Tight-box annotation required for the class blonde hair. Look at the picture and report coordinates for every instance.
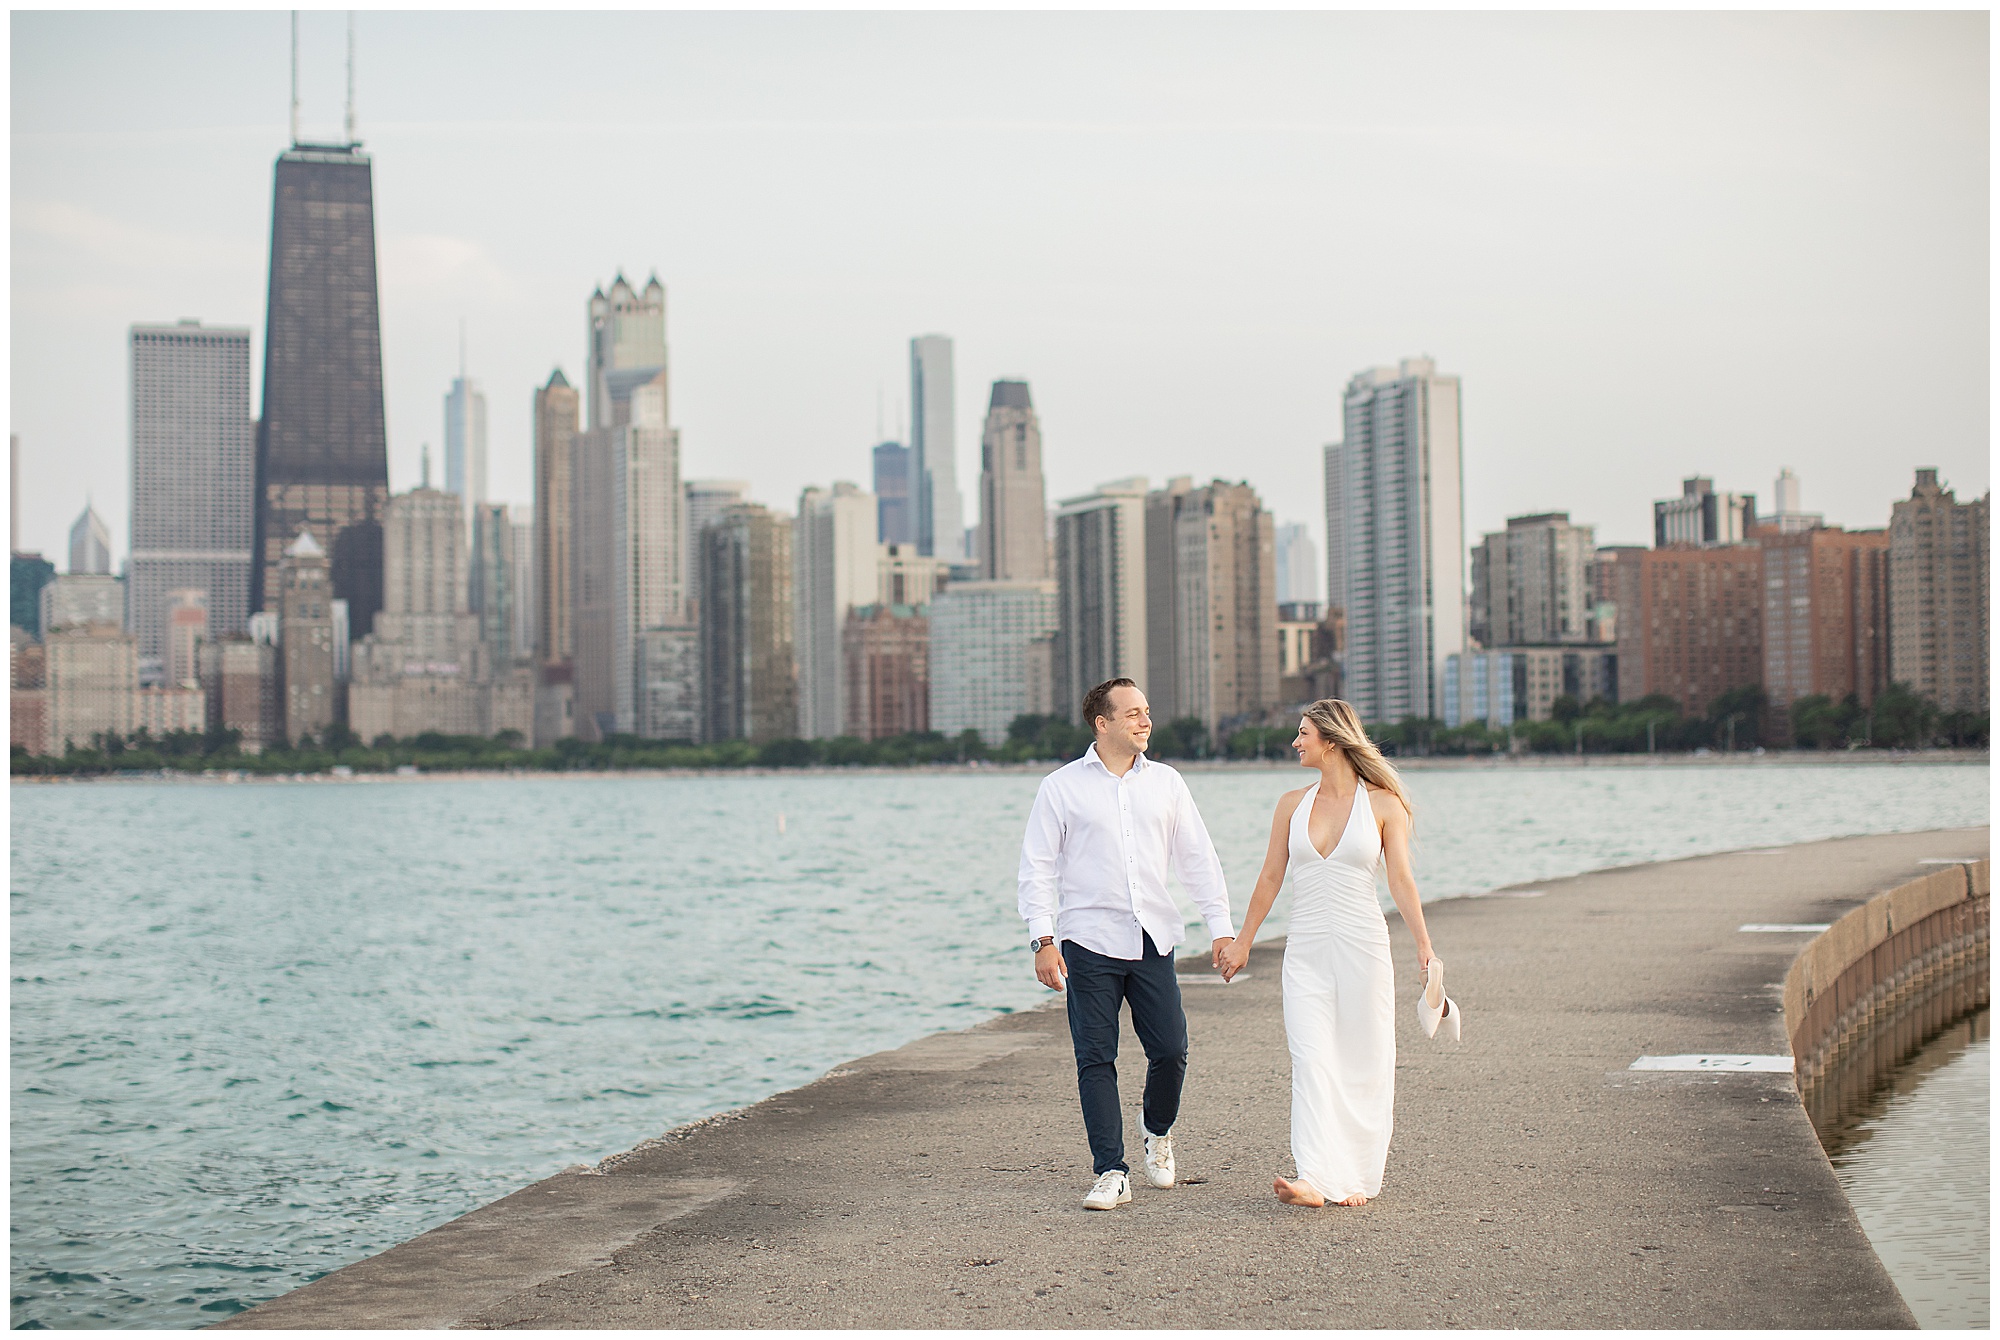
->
[1301,699,1413,818]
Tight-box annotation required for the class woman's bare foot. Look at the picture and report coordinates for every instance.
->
[1337,1192,1369,1207]
[1273,1177,1325,1207]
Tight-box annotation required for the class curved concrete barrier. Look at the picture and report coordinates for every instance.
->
[1786,859,1990,1135]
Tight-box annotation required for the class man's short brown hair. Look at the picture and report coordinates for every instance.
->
[1082,678,1139,734]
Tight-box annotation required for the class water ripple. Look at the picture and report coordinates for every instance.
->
[11,761,1987,1328]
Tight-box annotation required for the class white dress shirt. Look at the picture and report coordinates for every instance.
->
[1017,744,1237,960]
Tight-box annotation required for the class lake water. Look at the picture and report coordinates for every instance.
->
[1828,1010,1989,1329]
[10,759,1988,1328]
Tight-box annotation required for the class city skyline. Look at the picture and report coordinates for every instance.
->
[11,11,1987,572]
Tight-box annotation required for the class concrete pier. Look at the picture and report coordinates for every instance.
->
[220,827,1988,1330]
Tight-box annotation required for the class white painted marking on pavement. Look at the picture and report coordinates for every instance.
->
[1739,923,1832,933]
[1630,1054,1794,1073]
[1918,858,1975,865]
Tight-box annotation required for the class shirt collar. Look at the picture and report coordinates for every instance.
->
[1085,742,1149,776]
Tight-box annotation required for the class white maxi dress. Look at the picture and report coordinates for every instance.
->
[1282,779,1395,1201]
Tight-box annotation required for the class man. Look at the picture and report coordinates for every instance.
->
[1017,677,1237,1210]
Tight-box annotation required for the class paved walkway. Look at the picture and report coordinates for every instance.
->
[222,827,1988,1330]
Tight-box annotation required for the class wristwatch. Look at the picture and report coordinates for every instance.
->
[1029,935,1056,952]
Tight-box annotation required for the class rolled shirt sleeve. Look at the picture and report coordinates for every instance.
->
[1017,775,1065,942]
[1170,771,1238,941]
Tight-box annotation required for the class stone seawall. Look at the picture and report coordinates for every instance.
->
[1786,860,1990,1137]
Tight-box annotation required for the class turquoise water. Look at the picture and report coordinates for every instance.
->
[10,760,1988,1328]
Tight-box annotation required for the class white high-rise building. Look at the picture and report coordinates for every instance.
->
[372,487,472,665]
[127,321,254,664]
[793,482,880,738]
[1768,467,1823,534]
[1054,477,1148,721]
[444,373,488,509]
[573,365,684,739]
[1334,357,1466,723]
[508,509,536,662]
[929,579,1058,745]
[910,334,964,560]
[69,504,112,576]
[978,380,1049,581]
[588,273,668,430]
[1274,522,1320,607]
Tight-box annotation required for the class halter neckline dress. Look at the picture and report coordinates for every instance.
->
[1282,777,1396,1201]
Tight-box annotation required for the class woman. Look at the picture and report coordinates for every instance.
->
[1216,698,1446,1208]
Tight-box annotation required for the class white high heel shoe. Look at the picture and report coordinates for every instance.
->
[1417,957,1462,1042]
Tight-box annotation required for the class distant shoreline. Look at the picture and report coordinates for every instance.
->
[11,747,1988,785]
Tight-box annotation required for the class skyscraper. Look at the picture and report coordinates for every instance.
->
[508,509,535,663]
[1757,524,1888,710]
[12,554,56,637]
[469,502,517,663]
[978,380,1049,581]
[793,482,879,739]
[164,589,208,690]
[444,371,488,510]
[873,441,914,546]
[69,504,111,575]
[701,503,796,743]
[1158,480,1277,733]
[1889,469,1990,713]
[587,274,667,430]
[843,604,929,741]
[910,335,962,559]
[685,480,751,618]
[1654,477,1756,547]
[571,277,684,739]
[1053,477,1148,722]
[348,486,533,741]
[1273,522,1320,608]
[1322,442,1346,619]
[1768,467,1822,533]
[1619,544,1763,714]
[276,529,336,743]
[1468,512,1596,648]
[929,580,1059,745]
[1335,357,1466,723]
[254,141,390,640]
[128,321,254,665]
[533,369,578,672]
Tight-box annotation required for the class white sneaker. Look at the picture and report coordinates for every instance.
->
[1083,1169,1131,1210]
[1142,1130,1176,1188]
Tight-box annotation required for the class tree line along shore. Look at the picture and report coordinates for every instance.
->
[11,682,1985,779]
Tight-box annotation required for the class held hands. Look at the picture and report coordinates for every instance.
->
[1215,936,1248,982]
[1034,943,1068,992]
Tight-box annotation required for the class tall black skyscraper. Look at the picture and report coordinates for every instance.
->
[252,142,389,638]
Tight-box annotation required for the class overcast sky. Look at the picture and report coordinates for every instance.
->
[11,10,1989,581]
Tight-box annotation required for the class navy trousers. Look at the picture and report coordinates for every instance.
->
[1063,934,1189,1176]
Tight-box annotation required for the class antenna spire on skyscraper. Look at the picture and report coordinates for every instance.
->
[289,11,300,145]
[344,11,356,145]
